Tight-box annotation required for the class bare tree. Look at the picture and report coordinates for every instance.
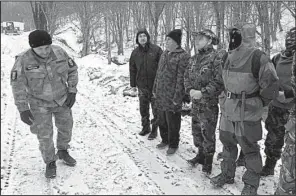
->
[73,2,100,57]
[147,2,166,44]
[30,1,47,31]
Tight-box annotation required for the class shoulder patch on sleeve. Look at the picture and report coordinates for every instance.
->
[68,58,77,68]
[11,71,17,81]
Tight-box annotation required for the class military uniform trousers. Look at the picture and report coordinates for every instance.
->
[275,117,295,195]
[30,104,73,164]
[138,88,158,127]
[264,104,290,160]
[219,115,263,188]
[191,103,219,156]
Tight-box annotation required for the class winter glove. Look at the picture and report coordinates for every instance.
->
[131,87,137,92]
[65,93,76,108]
[182,94,191,104]
[190,89,203,100]
[20,110,34,126]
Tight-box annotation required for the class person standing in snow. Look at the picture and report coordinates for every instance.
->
[153,29,190,155]
[184,29,226,174]
[260,27,296,177]
[10,30,78,179]
[129,28,163,140]
[275,27,296,195]
[210,23,279,195]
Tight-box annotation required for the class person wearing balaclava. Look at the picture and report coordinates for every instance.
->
[275,26,296,195]
[153,29,190,155]
[210,23,279,195]
[10,30,79,179]
[260,27,296,177]
[129,28,163,139]
[217,28,246,167]
[184,29,226,175]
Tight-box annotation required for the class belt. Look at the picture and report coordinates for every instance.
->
[225,90,259,99]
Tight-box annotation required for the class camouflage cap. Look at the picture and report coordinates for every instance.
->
[192,29,219,45]
[285,27,296,52]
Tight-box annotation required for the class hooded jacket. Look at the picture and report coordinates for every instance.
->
[129,29,163,90]
[219,24,279,122]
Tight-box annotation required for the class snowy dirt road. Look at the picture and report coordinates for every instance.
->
[1,32,280,195]
[1,61,279,195]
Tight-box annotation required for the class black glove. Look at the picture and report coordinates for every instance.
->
[182,94,191,104]
[64,93,76,108]
[20,110,34,125]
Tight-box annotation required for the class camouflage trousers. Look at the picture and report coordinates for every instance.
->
[191,103,219,155]
[275,117,295,195]
[219,116,263,188]
[264,104,290,160]
[30,104,73,164]
[138,88,158,127]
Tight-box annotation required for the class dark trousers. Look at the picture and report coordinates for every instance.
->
[138,88,158,127]
[219,117,263,188]
[158,110,181,148]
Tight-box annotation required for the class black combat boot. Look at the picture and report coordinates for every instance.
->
[187,150,205,166]
[148,124,158,140]
[156,142,168,149]
[210,173,235,187]
[260,157,277,176]
[202,154,213,174]
[236,151,245,167]
[45,161,56,178]
[57,150,77,166]
[241,183,258,195]
[139,124,151,136]
[166,147,178,155]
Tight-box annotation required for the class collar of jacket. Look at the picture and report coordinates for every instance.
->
[198,45,214,55]
[138,42,150,52]
[30,47,57,62]
[166,47,184,53]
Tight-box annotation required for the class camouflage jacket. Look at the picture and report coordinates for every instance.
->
[184,45,226,106]
[153,47,190,112]
[10,45,78,112]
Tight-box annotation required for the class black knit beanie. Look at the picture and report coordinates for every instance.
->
[29,30,52,48]
[166,29,182,46]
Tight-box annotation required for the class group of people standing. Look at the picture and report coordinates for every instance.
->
[129,24,295,195]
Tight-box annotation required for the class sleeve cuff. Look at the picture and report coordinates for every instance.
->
[68,87,77,93]
[17,103,30,112]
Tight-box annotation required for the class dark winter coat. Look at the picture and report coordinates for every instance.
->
[129,36,163,91]
[153,47,190,112]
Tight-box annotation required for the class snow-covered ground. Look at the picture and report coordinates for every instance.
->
[0,23,290,194]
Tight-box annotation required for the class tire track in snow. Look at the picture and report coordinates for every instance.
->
[1,108,17,193]
[79,92,232,195]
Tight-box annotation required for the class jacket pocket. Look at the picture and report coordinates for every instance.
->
[56,64,68,84]
[26,72,46,94]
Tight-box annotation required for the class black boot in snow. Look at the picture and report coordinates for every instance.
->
[236,151,245,167]
[210,173,235,187]
[202,154,214,174]
[187,151,205,166]
[57,150,77,166]
[139,124,151,136]
[241,184,258,195]
[148,124,158,140]
[260,157,277,176]
[45,161,56,179]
